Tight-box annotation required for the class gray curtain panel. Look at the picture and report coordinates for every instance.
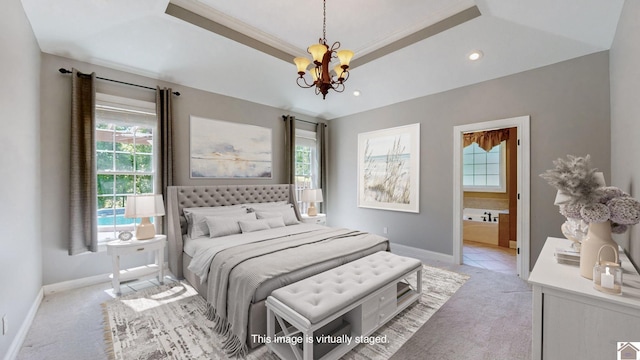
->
[69,68,98,255]
[283,115,296,185]
[157,87,174,233]
[317,122,328,213]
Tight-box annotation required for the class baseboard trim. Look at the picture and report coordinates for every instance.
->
[4,288,43,360]
[43,272,111,296]
[42,262,171,295]
[390,242,454,263]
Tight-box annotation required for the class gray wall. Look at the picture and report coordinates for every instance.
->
[0,0,42,356]
[610,0,640,267]
[39,53,315,285]
[328,51,611,268]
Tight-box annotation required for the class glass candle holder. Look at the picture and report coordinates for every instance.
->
[593,244,622,295]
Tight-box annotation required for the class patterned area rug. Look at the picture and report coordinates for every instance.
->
[102,265,469,360]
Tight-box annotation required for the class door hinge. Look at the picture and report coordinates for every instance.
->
[517,193,520,200]
[518,139,520,145]
[517,248,520,255]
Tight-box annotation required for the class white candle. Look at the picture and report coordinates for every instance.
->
[601,267,615,289]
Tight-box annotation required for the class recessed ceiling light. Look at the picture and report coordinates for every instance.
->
[468,50,483,61]
[353,90,361,97]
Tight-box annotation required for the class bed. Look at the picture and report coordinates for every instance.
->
[166,184,389,357]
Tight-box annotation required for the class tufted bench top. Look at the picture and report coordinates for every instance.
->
[268,251,422,324]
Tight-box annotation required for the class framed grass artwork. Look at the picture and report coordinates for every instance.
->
[357,123,420,212]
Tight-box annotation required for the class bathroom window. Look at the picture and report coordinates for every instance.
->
[463,141,506,192]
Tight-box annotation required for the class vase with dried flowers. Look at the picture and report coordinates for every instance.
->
[540,155,640,279]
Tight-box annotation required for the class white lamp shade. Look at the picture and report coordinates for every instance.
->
[125,194,165,218]
[301,189,323,203]
[553,190,572,205]
[593,172,606,187]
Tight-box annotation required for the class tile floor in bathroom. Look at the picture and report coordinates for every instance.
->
[463,240,517,275]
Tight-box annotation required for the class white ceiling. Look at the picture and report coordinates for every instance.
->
[21,0,624,120]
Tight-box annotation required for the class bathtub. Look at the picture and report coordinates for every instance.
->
[463,208,509,245]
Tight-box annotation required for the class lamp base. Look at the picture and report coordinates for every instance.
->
[135,217,156,240]
[307,203,318,216]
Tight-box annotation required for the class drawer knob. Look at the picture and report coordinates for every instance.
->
[137,248,145,251]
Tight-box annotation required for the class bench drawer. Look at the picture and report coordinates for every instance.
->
[361,285,396,334]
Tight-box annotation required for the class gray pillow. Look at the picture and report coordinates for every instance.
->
[205,212,257,238]
[255,206,299,225]
[184,206,247,238]
[238,219,271,233]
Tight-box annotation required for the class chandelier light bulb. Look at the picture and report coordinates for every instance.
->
[337,49,354,67]
[294,57,311,74]
[308,44,327,63]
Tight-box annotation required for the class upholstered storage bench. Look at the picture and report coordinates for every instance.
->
[265,251,422,360]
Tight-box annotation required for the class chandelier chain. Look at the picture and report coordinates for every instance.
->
[322,0,327,43]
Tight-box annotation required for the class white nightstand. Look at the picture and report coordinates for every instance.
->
[106,234,166,295]
[300,213,327,225]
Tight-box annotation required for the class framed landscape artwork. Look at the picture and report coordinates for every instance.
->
[357,123,420,213]
[190,116,272,178]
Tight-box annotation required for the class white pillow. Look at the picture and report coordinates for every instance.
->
[242,201,289,210]
[184,206,247,238]
[183,205,246,221]
[255,206,299,225]
[206,212,257,238]
[238,219,271,233]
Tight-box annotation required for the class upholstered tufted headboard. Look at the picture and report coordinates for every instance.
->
[166,184,299,278]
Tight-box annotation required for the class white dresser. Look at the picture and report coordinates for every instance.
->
[528,237,640,360]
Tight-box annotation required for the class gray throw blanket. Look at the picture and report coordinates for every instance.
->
[204,227,389,357]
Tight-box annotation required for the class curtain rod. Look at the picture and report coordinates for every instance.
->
[281,115,327,127]
[58,68,180,96]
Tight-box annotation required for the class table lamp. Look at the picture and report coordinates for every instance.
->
[302,189,323,216]
[125,194,165,240]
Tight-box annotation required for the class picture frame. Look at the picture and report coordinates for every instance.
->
[357,123,420,213]
[190,116,272,178]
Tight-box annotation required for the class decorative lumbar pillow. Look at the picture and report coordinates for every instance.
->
[206,212,257,238]
[238,219,271,233]
[184,206,247,238]
[264,215,286,229]
[255,205,299,226]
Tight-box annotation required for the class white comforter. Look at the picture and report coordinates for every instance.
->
[186,223,325,284]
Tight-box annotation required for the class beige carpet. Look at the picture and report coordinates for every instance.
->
[102,265,469,360]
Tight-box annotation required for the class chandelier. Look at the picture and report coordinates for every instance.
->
[293,0,354,99]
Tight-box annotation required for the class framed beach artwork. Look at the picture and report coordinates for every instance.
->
[357,123,420,213]
[190,116,272,178]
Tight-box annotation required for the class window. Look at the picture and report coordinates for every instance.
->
[463,141,506,192]
[295,129,319,212]
[95,94,158,244]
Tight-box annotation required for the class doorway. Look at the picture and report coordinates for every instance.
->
[453,116,530,278]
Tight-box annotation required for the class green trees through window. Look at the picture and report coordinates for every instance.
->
[95,96,157,242]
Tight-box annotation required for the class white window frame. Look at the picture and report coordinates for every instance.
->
[295,129,319,212]
[462,140,507,193]
[95,93,158,245]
